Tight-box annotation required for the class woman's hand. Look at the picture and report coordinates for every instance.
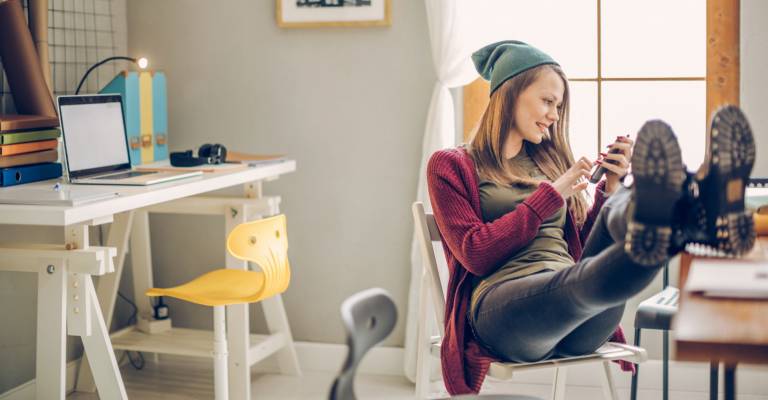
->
[552,157,593,199]
[600,136,633,194]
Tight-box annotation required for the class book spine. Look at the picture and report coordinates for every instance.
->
[0,162,62,187]
[0,115,60,132]
[0,139,58,155]
[0,128,60,144]
[0,149,58,168]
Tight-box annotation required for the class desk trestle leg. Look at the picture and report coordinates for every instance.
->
[78,277,128,399]
[68,223,128,399]
[76,211,134,393]
[36,259,67,400]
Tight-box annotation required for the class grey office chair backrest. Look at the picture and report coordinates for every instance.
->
[329,288,398,400]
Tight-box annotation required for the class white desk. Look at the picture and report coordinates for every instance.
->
[0,160,299,399]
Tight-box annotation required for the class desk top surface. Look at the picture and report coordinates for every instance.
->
[674,236,768,364]
[0,160,296,226]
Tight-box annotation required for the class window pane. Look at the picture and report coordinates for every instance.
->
[567,82,598,160]
[601,81,706,169]
[601,0,705,77]
[463,0,597,79]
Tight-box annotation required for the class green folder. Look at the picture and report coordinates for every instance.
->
[0,128,60,144]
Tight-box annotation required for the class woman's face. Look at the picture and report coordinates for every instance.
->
[510,67,564,145]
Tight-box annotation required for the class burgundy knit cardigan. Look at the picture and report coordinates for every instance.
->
[426,147,635,395]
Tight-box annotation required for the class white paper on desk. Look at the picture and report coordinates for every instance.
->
[0,185,117,206]
[686,259,768,299]
[746,186,768,210]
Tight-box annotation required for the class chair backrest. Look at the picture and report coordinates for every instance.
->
[329,288,398,400]
[226,214,291,302]
[412,201,446,336]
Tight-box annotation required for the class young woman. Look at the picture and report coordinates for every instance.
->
[426,40,756,395]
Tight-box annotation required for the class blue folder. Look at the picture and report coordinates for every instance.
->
[0,163,62,187]
[152,72,168,161]
[101,72,141,165]
[101,71,169,165]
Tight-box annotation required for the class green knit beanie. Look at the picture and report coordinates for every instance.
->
[472,40,559,95]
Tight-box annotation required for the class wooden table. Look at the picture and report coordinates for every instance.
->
[674,236,768,400]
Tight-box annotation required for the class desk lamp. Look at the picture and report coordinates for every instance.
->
[75,56,148,95]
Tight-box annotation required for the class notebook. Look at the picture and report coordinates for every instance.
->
[686,259,768,299]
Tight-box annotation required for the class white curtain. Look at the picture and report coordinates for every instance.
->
[403,0,480,382]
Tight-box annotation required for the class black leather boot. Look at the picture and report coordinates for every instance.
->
[625,120,685,266]
[669,170,705,254]
[685,105,756,255]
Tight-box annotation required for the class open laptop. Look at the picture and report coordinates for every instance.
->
[58,94,201,185]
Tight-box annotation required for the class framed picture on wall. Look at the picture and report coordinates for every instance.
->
[276,0,391,28]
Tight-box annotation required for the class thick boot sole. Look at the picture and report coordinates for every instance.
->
[698,105,756,255]
[626,120,684,266]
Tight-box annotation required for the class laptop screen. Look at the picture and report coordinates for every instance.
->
[58,94,132,179]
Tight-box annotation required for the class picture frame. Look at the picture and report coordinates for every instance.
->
[276,0,391,28]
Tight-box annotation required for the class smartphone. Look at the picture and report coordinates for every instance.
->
[589,135,629,184]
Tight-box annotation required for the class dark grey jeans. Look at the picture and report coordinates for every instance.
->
[469,187,663,362]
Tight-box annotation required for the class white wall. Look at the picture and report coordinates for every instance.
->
[124,0,434,346]
[742,0,768,178]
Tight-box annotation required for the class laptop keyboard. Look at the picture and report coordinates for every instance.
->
[93,171,156,180]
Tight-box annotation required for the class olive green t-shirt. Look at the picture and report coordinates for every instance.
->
[470,147,574,313]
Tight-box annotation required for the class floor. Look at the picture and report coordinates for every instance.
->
[67,357,768,400]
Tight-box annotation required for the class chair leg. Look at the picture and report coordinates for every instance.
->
[710,361,719,400]
[213,306,229,400]
[414,269,433,400]
[551,367,567,400]
[262,294,302,375]
[600,361,620,400]
[630,328,641,400]
[414,339,431,400]
[663,330,669,400]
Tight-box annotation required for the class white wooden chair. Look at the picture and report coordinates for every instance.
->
[412,202,648,400]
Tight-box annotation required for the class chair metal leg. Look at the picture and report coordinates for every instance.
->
[551,367,567,400]
[724,363,736,400]
[213,306,229,400]
[710,361,719,400]
[600,361,620,400]
[630,328,641,400]
[663,330,669,400]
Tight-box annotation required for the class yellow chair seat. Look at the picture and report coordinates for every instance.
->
[146,269,266,307]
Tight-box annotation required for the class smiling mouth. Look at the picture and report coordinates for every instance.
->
[536,123,549,134]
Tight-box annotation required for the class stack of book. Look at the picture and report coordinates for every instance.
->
[0,114,63,187]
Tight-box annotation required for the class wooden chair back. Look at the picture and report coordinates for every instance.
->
[412,201,446,336]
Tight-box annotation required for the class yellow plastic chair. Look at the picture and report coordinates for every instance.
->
[146,214,292,400]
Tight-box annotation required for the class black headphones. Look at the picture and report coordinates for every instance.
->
[170,143,228,167]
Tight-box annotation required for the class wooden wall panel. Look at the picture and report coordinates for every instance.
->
[462,78,489,142]
[707,0,740,118]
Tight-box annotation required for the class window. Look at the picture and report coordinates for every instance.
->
[464,0,706,168]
